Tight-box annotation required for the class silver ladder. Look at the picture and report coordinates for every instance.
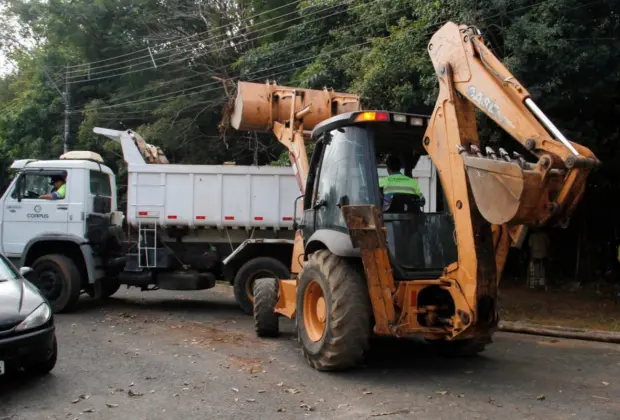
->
[138,220,158,268]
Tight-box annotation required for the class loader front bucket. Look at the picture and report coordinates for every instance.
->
[461,155,542,226]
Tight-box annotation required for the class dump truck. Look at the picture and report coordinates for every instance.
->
[228,21,599,371]
[0,127,302,313]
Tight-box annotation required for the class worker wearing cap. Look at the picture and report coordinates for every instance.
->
[40,175,66,200]
[379,155,424,212]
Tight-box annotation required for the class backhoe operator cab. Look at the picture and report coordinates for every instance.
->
[302,111,456,279]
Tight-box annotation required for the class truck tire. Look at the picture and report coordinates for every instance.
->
[32,254,82,313]
[426,338,487,357]
[234,257,290,315]
[296,250,371,371]
[253,277,280,337]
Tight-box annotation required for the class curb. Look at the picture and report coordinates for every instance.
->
[499,321,620,344]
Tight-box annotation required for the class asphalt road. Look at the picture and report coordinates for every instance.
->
[1,285,619,420]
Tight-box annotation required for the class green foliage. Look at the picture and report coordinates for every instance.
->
[1,0,619,181]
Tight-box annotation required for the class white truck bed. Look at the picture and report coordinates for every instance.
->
[128,164,301,230]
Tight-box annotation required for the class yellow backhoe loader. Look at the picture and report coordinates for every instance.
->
[227,21,599,371]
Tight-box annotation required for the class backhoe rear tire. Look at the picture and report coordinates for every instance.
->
[296,250,371,371]
[253,278,280,337]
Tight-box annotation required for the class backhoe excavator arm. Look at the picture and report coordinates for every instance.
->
[423,22,598,329]
[426,22,598,228]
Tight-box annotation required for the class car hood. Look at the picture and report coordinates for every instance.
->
[0,278,45,331]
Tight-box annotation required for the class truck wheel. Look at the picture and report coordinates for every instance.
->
[32,254,81,313]
[234,257,289,315]
[253,277,280,337]
[426,338,487,357]
[296,250,371,371]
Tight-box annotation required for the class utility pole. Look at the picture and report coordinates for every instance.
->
[63,65,70,154]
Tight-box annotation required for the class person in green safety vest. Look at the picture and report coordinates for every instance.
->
[40,175,66,200]
[379,155,424,212]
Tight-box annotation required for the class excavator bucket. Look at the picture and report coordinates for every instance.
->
[461,154,541,226]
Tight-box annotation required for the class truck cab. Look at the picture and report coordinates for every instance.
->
[0,152,119,312]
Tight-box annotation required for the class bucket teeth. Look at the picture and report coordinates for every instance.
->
[499,148,511,162]
[457,144,468,155]
[512,151,527,168]
[470,144,483,157]
[485,147,498,159]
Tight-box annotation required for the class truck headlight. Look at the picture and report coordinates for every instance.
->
[15,303,52,332]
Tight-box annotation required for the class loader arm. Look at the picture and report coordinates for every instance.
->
[423,22,598,325]
[230,81,361,196]
[230,81,360,275]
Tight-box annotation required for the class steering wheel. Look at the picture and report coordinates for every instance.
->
[25,190,39,199]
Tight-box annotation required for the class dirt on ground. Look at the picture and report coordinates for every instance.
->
[500,282,620,332]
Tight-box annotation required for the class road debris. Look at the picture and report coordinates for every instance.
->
[536,394,546,401]
[82,408,94,413]
[436,391,448,396]
[231,388,239,393]
[285,388,300,394]
[370,409,410,417]
[128,390,144,397]
[602,381,610,386]
[300,404,315,411]
[363,391,373,395]
[71,394,90,404]
[106,403,119,408]
[246,399,256,403]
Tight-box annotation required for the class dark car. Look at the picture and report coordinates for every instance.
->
[0,254,57,376]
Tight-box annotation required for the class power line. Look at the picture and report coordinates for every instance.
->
[65,0,360,83]
[65,0,306,71]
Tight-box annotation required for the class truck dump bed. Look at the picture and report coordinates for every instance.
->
[127,164,300,230]
[94,127,301,230]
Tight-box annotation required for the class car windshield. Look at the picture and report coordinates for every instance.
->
[0,257,19,282]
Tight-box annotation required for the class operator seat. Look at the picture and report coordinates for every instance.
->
[382,193,457,281]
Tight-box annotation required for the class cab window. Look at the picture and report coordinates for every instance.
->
[11,173,56,200]
[89,171,112,196]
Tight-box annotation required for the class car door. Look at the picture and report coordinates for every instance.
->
[2,170,70,257]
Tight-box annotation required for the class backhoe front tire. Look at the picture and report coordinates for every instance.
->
[234,257,289,315]
[253,278,280,337]
[296,250,371,371]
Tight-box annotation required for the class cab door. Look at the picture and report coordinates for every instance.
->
[1,170,70,257]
